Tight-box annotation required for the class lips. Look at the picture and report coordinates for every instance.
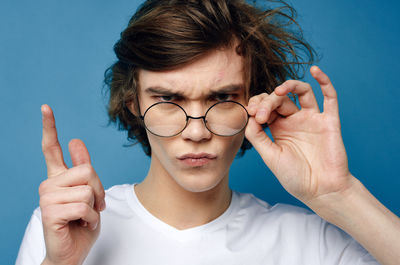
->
[177,153,217,160]
[177,153,217,167]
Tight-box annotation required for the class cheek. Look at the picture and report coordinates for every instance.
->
[147,133,171,157]
[219,133,245,161]
[147,133,181,170]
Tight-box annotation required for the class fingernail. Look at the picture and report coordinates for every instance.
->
[41,104,48,112]
[91,221,98,231]
[100,200,106,211]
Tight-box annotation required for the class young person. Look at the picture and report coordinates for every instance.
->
[17,1,400,264]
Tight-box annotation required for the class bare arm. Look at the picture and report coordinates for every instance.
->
[245,65,400,265]
[309,176,400,265]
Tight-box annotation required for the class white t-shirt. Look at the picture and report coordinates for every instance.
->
[16,184,379,265]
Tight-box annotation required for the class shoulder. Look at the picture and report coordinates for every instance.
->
[101,183,136,217]
[105,183,134,199]
[226,191,325,260]
[234,191,319,220]
[232,191,323,234]
[231,192,377,263]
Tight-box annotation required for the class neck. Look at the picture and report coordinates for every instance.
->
[134,158,232,230]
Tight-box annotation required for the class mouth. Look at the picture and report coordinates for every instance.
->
[177,153,217,167]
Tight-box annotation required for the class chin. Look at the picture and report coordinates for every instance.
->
[173,172,226,193]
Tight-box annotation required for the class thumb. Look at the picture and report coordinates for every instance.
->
[68,139,91,167]
[245,118,277,166]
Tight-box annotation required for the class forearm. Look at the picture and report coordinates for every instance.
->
[308,176,400,265]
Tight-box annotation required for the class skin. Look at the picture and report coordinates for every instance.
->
[131,47,246,229]
[39,46,400,265]
[40,109,105,265]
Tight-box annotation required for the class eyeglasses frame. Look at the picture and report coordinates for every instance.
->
[139,100,250,137]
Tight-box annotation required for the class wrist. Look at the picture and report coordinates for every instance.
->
[306,175,400,265]
[41,258,55,265]
[42,257,80,265]
[305,174,361,225]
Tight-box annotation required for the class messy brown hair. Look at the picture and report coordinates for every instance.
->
[104,0,316,157]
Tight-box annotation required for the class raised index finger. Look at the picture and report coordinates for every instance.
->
[41,104,67,177]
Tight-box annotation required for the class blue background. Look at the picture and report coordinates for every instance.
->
[1,0,399,263]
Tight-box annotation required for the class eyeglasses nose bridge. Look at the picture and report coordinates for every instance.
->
[186,115,207,124]
[183,115,210,136]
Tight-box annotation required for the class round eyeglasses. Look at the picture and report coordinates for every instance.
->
[139,100,249,137]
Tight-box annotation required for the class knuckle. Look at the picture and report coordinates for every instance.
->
[40,205,56,224]
[81,184,94,194]
[248,99,257,107]
[326,76,332,83]
[80,185,94,202]
[38,180,50,195]
[261,96,270,103]
[281,80,292,87]
[286,80,296,86]
[42,143,59,154]
[304,82,312,90]
[82,164,95,176]
[76,203,91,216]
[248,97,256,105]
[77,164,94,181]
[262,107,272,115]
[259,100,272,110]
[41,140,51,150]
[251,93,266,102]
[39,193,52,207]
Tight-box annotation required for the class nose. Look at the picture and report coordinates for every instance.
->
[181,115,212,141]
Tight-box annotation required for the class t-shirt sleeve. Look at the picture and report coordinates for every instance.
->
[318,219,380,265]
[16,207,46,265]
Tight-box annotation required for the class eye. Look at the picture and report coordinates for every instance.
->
[159,95,174,101]
[154,95,178,102]
[213,93,235,101]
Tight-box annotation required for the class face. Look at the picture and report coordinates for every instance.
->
[133,46,247,193]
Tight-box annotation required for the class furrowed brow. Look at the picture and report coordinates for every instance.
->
[144,84,244,98]
[144,86,184,97]
[210,84,244,94]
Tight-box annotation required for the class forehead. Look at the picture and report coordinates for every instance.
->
[137,46,245,98]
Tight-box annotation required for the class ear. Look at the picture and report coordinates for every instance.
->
[127,101,139,116]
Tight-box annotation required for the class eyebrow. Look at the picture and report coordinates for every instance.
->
[144,84,244,97]
[144,86,183,96]
[210,84,244,94]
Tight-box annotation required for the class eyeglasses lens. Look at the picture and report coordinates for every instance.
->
[205,101,248,136]
[143,102,187,137]
[143,101,248,137]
